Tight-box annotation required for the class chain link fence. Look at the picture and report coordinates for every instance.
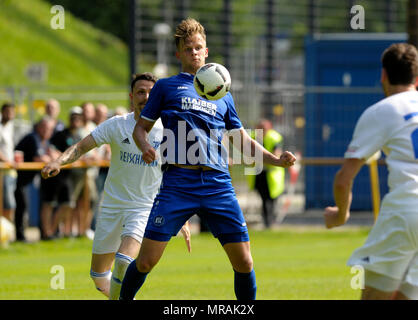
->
[1,0,411,224]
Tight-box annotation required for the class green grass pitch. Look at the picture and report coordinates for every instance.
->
[0,226,370,300]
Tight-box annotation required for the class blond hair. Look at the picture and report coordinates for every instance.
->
[174,18,206,49]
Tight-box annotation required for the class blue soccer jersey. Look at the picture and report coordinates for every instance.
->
[140,72,242,173]
[140,72,249,243]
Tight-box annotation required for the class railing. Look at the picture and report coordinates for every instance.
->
[299,157,383,222]
[0,158,384,241]
[0,160,110,172]
[0,160,110,242]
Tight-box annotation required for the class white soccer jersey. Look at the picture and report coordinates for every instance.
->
[344,90,418,213]
[91,112,163,211]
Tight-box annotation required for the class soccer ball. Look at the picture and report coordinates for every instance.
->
[193,63,231,100]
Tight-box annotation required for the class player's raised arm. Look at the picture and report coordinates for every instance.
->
[41,134,97,179]
[132,117,157,164]
[233,127,296,168]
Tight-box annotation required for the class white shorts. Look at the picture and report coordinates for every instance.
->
[347,211,418,291]
[92,208,151,254]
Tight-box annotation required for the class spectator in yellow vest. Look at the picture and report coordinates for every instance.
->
[248,119,285,228]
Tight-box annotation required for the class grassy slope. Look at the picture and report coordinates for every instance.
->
[0,227,370,300]
[0,0,129,87]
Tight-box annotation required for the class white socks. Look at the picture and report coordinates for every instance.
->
[109,252,134,300]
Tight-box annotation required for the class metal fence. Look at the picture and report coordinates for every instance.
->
[1,85,131,142]
[1,0,411,223]
[126,0,409,154]
[229,85,388,213]
[0,84,390,226]
[3,0,409,146]
[130,0,408,119]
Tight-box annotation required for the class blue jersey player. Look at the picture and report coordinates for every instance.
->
[120,18,296,300]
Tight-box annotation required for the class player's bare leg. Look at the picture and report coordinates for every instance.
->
[119,238,169,300]
[118,236,141,260]
[90,237,142,299]
[223,241,256,300]
[136,238,168,272]
[90,253,114,297]
[223,241,253,273]
[391,281,417,300]
[361,286,395,300]
[109,236,141,300]
[361,271,414,300]
[392,290,410,300]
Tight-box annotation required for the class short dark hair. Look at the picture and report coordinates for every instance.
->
[382,43,418,85]
[130,72,157,92]
[1,102,15,112]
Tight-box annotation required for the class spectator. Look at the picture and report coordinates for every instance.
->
[80,102,97,135]
[247,119,285,228]
[75,102,98,238]
[0,102,17,223]
[14,116,58,242]
[40,107,85,239]
[94,103,109,125]
[45,99,65,134]
[114,106,128,116]
[92,103,111,231]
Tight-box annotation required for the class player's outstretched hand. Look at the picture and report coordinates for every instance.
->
[180,221,192,253]
[41,161,60,179]
[278,151,297,168]
[324,206,349,229]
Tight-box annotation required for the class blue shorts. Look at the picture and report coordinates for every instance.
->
[144,166,249,245]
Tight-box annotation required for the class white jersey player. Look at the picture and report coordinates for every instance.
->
[324,43,418,300]
[41,73,191,300]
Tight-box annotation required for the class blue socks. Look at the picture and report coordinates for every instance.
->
[119,260,148,300]
[234,269,257,300]
[119,261,256,300]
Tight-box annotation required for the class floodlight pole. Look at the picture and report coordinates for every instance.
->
[408,0,418,47]
[177,0,189,23]
[308,0,318,34]
[347,0,355,31]
[265,0,274,118]
[176,0,189,72]
[129,0,141,79]
[223,0,232,70]
[385,0,395,32]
